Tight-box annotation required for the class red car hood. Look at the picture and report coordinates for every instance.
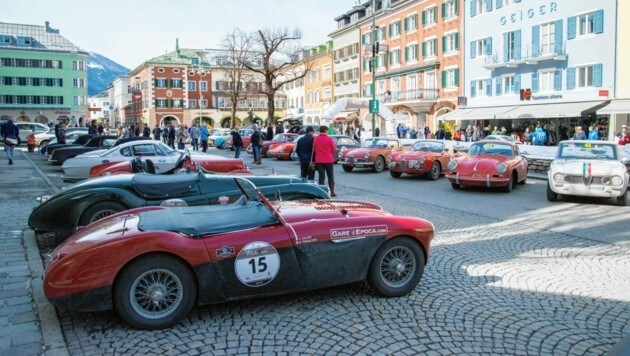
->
[457,154,508,172]
[275,200,388,223]
[343,148,378,157]
[390,151,435,161]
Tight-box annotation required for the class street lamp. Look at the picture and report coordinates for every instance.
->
[198,66,206,127]
[369,0,389,137]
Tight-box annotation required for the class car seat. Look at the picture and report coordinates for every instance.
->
[144,159,156,174]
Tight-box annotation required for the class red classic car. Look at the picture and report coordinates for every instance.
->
[339,137,401,173]
[89,152,250,177]
[247,133,298,158]
[227,128,254,150]
[445,141,528,192]
[387,140,458,180]
[43,178,434,329]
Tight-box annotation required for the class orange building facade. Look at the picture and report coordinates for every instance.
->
[304,42,334,127]
[359,0,462,135]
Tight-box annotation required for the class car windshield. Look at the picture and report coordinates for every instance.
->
[361,139,389,148]
[469,143,514,156]
[212,131,227,137]
[557,142,618,160]
[156,142,179,156]
[412,141,444,152]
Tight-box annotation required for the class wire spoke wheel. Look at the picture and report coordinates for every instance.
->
[379,246,416,288]
[91,209,119,223]
[130,268,184,320]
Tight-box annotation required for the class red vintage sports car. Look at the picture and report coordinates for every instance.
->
[445,141,528,192]
[339,137,401,173]
[247,133,298,158]
[89,152,249,177]
[43,178,434,329]
[387,140,458,180]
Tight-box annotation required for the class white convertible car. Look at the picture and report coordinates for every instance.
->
[547,140,628,206]
[62,140,188,180]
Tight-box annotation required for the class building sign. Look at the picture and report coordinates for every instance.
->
[500,1,558,25]
[599,90,609,97]
[532,94,563,101]
[457,96,468,106]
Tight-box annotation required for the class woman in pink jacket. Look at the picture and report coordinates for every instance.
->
[314,125,338,197]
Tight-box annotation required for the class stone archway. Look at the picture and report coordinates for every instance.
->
[160,115,180,128]
[221,117,241,128]
[34,115,48,124]
[193,116,214,127]
[56,116,70,124]
[15,115,29,122]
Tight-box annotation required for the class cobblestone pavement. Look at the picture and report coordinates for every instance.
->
[22,149,630,355]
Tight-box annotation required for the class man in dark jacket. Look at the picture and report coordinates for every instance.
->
[152,124,161,140]
[88,120,98,135]
[250,125,263,164]
[275,122,284,135]
[167,124,176,148]
[295,126,315,181]
[0,119,19,165]
[230,127,244,158]
[266,123,274,142]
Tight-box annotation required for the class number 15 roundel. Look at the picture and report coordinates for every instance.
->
[235,241,280,287]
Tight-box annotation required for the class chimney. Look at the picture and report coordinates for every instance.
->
[45,21,50,32]
[176,38,180,57]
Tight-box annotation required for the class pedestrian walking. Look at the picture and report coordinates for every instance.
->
[251,124,263,164]
[168,124,176,149]
[230,126,243,159]
[200,124,209,152]
[266,123,274,142]
[56,122,67,144]
[588,126,599,140]
[618,125,630,145]
[1,119,19,165]
[314,125,338,197]
[354,124,362,144]
[161,126,169,143]
[190,124,200,151]
[295,126,316,181]
[176,125,189,150]
[374,126,381,137]
[143,124,151,138]
[533,126,547,146]
[152,124,161,140]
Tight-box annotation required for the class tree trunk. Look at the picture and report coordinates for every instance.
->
[231,106,237,129]
[267,93,275,124]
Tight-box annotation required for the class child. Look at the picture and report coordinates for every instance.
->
[27,130,36,152]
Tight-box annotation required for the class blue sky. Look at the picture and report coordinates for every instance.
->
[3,0,356,69]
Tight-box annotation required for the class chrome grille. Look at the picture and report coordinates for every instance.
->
[564,175,606,185]
[314,201,382,211]
[401,160,407,170]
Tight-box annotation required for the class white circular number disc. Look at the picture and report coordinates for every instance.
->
[235,242,280,287]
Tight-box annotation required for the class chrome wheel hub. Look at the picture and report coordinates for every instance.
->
[380,246,416,288]
[130,269,183,319]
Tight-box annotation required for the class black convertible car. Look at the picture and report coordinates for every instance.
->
[50,135,119,164]
[29,172,330,236]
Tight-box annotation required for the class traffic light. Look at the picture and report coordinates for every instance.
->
[520,88,531,101]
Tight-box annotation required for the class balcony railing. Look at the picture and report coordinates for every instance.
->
[484,42,567,69]
[376,89,439,103]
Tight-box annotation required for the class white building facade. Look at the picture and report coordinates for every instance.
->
[108,76,131,128]
[448,0,618,142]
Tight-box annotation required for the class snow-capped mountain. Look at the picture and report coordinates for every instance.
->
[87,52,130,96]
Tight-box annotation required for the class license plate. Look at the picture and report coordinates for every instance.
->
[587,186,605,191]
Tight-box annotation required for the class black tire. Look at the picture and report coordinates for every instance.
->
[616,189,627,206]
[114,254,196,330]
[427,161,441,181]
[39,140,49,148]
[451,183,461,190]
[502,173,515,193]
[546,182,558,202]
[390,170,402,178]
[368,237,425,297]
[518,176,527,185]
[79,201,127,226]
[220,141,228,149]
[373,156,385,173]
[342,165,353,172]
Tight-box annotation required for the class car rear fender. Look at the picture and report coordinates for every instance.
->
[71,188,145,225]
[258,183,330,200]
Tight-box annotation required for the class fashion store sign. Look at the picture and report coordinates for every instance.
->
[500,1,558,26]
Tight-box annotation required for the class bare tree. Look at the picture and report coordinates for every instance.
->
[219,28,253,128]
[241,27,313,123]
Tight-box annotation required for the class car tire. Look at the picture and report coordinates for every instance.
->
[39,140,49,148]
[342,165,353,172]
[373,156,385,173]
[451,183,461,190]
[390,170,402,178]
[502,174,515,193]
[546,182,558,202]
[518,176,527,185]
[616,189,627,206]
[427,161,441,181]
[368,237,425,297]
[220,142,228,149]
[114,254,196,330]
[79,201,127,226]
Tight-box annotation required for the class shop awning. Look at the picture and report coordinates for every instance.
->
[439,106,518,120]
[503,101,607,119]
[596,99,630,115]
[334,111,359,121]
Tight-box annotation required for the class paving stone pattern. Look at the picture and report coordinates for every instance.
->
[43,170,630,355]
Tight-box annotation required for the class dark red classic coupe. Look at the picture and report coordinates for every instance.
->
[43,178,435,329]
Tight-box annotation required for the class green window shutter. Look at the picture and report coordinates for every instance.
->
[154,79,158,87]
[434,8,438,22]
[454,69,460,87]
[405,47,409,61]
[415,44,419,58]
[155,99,158,108]
[414,14,418,29]
[455,0,459,15]
[362,34,366,44]
[59,79,63,86]
[169,79,173,88]
[404,18,409,32]
[442,36,447,53]
[422,10,426,26]
[455,33,460,50]
[441,3,446,19]
[389,23,393,36]
[441,71,447,88]
[170,99,174,108]
[422,42,427,57]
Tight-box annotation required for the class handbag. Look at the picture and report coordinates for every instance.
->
[4,137,17,145]
[309,137,316,170]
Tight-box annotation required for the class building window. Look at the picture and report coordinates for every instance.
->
[424,7,437,26]
[377,53,387,69]
[157,68,165,73]
[406,44,419,62]
[539,70,554,91]
[73,96,79,106]
[17,36,32,45]
[577,13,595,36]
[314,90,319,103]
[79,61,85,71]
[171,79,182,88]
[443,0,458,20]
[72,61,78,70]
[577,66,594,87]
[323,65,331,80]
[443,33,460,54]
[389,21,401,38]
[173,68,180,73]
[188,99,197,108]
[540,22,556,55]
[423,39,437,58]
[172,99,182,108]
[504,30,521,61]
[405,14,418,32]
[475,79,489,97]
[476,0,490,15]
[503,76,515,94]
[200,81,207,91]
[73,78,78,87]
[442,68,459,89]
[323,87,331,102]
[54,96,63,105]
[156,99,168,108]
[390,49,401,67]
[156,78,167,88]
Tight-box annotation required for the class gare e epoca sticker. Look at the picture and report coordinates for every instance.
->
[330,225,388,241]
[234,242,280,287]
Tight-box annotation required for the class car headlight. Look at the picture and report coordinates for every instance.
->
[611,176,623,186]
[386,156,392,163]
[496,163,507,174]
[447,160,457,170]
[602,177,612,185]
[364,153,369,159]
[553,173,565,183]
[36,195,51,204]
[418,157,426,165]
